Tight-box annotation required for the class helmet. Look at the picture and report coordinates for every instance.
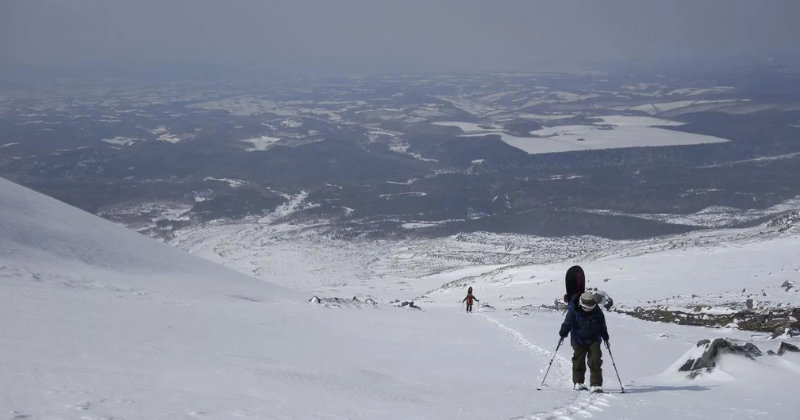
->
[579,292,597,311]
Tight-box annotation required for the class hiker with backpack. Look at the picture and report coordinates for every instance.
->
[560,275,610,393]
[537,266,621,393]
[462,286,479,313]
[558,266,611,393]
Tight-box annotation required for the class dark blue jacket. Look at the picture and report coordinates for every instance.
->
[559,295,610,345]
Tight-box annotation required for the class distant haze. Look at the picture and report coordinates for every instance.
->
[2,0,800,75]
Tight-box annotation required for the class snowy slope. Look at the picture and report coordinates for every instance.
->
[165,205,800,419]
[3,176,800,419]
[0,178,618,419]
[0,177,292,302]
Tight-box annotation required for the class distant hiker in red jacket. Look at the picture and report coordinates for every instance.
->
[463,286,479,313]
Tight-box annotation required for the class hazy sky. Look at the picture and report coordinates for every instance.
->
[2,0,799,75]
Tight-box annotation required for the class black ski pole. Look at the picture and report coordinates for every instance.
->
[537,337,564,391]
[605,341,625,393]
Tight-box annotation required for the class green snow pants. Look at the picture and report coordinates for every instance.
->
[572,340,603,386]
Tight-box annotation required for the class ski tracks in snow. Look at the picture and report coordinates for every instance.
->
[480,314,571,386]
[480,314,617,420]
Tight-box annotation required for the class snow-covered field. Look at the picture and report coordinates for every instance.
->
[2,176,800,419]
[435,116,728,155]
[203,177,249,189]
[101,136,143,147]
[241,135,281,151]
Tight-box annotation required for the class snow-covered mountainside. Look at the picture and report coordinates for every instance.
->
[2,176,800,419]
[0,178,291,302]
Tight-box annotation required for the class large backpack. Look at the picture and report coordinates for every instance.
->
[564,265,586,306]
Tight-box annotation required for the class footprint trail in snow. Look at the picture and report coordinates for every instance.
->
[481,314,617,420]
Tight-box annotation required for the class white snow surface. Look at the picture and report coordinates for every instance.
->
[101,136,142,147]
[241,135,281,151]
[203,177,249,189]
[2,176,800,419]
[435,116,728,155]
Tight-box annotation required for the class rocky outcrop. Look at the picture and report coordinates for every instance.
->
[778,342,800,356]
[309,296,378,308]
[616,306,800,335]
[766,211,799,231]
[396,300,422,310]
[679,338,762,379]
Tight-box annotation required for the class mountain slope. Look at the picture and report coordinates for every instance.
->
[2,176,799,420]
[0,178,591,419]
[0,176,293,302]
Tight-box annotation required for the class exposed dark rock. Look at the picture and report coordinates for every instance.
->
[768,350,777,356]
[778,342,800,356]
[740,343,763,358]
[309,295,376,308]
[767,211,800,228]
[771,324,800,339]
[398,300,422,310]
[618,306,800,333]
[680,338,762,379]
[746,299,754,309]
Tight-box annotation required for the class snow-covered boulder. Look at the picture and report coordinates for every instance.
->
[778,342,800,356]
[678,338,762,379]
[396,300,422,310]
